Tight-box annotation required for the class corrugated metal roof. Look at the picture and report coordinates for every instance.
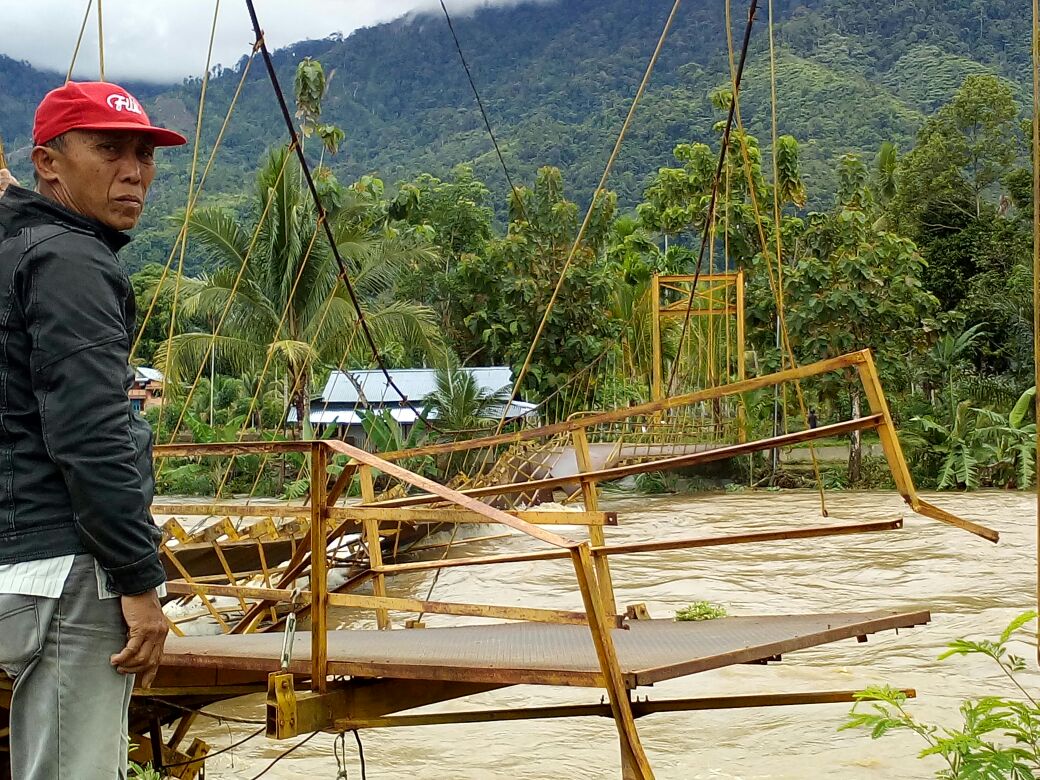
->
[135,367,164,383]
[289,400,538,426]
[320,367,516,405]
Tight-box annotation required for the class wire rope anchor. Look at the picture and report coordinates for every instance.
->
[268,587,303,739]
[279,587,303,671]
[334,731,350,779]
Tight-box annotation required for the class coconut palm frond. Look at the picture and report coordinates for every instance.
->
[187,208,251,270]
[155,332,265,389]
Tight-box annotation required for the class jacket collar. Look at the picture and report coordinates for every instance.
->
[0,185,132,252]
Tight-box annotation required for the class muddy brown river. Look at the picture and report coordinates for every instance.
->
[188,490,1037,779]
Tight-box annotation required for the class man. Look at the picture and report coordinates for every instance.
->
[0,81,186,779]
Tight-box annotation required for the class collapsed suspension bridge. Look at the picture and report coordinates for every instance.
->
[0,0,1016,778]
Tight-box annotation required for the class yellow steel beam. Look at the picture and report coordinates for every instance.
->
[335,688,918,729]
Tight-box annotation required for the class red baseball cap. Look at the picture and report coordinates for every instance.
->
[33,81,187,147]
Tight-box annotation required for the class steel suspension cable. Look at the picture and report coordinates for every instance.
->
[156,146,297,453]
[131,48,258,361]
[96,0,105,81]
[438,0,530,225]
[495,0,684,433]
[155,0,223,439]
[210,221,325,498]
[66,0,94,83]
[723,1,828,513]
[244,0,441,433]
[666,0,758,393]
[1031,0,1039,663]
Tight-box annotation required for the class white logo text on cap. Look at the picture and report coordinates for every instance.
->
[106,93,142,115]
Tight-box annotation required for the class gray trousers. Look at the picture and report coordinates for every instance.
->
[0,555,132,780]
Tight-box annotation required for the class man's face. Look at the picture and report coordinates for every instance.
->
[33,130,156,231]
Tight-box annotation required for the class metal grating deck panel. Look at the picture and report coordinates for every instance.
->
[161,609,929,688]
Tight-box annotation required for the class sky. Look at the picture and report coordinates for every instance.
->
[0,0,541,82]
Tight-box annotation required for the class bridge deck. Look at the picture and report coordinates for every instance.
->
[160,609,929,689]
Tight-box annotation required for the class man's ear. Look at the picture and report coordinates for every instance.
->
[30,145,61,185]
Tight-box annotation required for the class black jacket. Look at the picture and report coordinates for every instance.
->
[0,186,164,595]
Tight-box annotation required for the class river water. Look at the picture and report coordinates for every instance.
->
[190,490,1037,779]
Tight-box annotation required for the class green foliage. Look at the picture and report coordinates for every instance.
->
[130,264,185,368]
[129,760,164,780]
[155,145,445,440]
[894,74,1021,240]
[843,611,1040,779]
[785,160,939,377]
[902,384,1037,490]
[359,408,435,479]
[422,363,509,432]
[634,471,678,494]
[3,0,1038,278]
[455,167,622,404]
[675,601,728,621]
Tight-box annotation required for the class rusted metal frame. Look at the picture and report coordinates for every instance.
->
[334,688,918,729]
[855,352,1000,543]
[659,306,738,316]
[322,439,578,549]
[154,503,310,519]
[651,274,662,403]
[359,465,391,630]
[254,540,280,626]
[165,582,309,603]
[167,712,198,752]
[155,441,311,457]
[571,544,655,779]
[326,461,359,507]
[310,443,330,692]
[163,547,231,633]
[735,269,747,440]
[658,272,740,283]
[163,581,589,625]
[171,569,269,584]
[133,684,270,698]
[198,517,240,543]
[375,548,569,573]
[326,506,618,527]
[375,351,872,462]
[228,501,365,634]
[572,428,616,618]
[327,592,591,625]
[279,679,506,736]
[162,518,190,542]
[377,415,885,508]
[168,604,242,626]
[370,519,904,576]
[399,531,516,555]
[258,569,376,634]
[236,518,280,541]
[210,543,249,613]
[633,610,932,686]
[594,519,903,556]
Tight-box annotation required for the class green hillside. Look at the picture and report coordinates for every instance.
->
[0,0,1032,272]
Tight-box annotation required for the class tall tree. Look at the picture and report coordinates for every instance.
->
[155,147,445,438]
[786,154,939,480]
[894,74,1020,235]
[454,166,621,406]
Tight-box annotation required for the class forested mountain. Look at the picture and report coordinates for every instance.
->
[0,0,1033,272]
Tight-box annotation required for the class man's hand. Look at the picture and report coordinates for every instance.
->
[112,590,169,688]
[0,169,18,197]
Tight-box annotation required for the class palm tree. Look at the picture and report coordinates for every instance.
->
[423,364,511,433]
[155,147,446,439]
[929,323,987,419]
